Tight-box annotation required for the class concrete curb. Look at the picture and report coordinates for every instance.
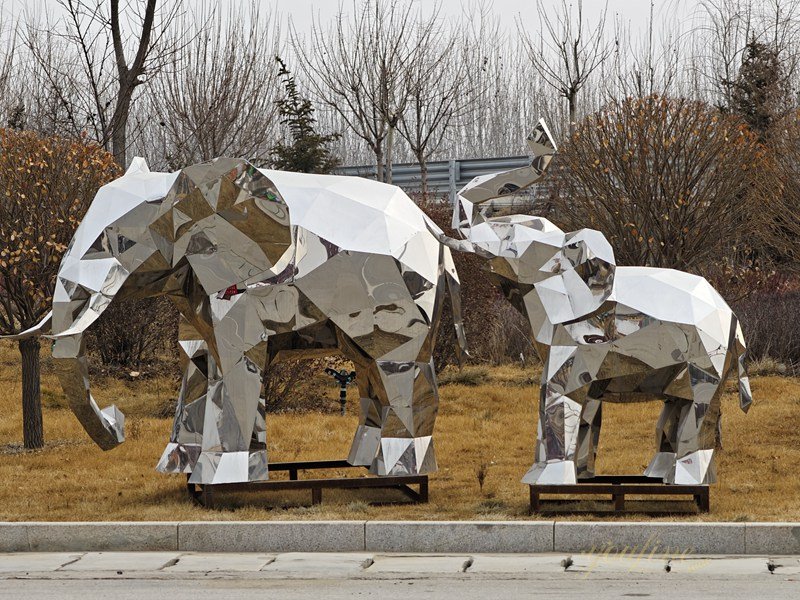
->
[2,521,799,554]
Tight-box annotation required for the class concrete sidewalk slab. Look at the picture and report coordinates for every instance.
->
[178,521,365,553]
[262,552,373,574]
[745,523,800,554]
[367,555,471,573]
[165,553,275,572]
[667,557,772,575]
[555,522,746,555]
[60,551,180,571]
[0,552,83,572]
[366,521,553,553]
[467,554,563,573]
[568,554,669,574]
[770,557,800,575]
[26,522,178,552]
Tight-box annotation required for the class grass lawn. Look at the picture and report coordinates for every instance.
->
[1,340,798,522]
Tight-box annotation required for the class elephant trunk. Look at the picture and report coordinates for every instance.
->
[47,260,137,450]
[449,118,557,247]
[52,332,124,449]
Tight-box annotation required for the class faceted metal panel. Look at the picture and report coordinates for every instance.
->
[46,157,464,485]
[438,119,752,486]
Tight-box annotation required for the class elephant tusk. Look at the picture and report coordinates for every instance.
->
[0,310,52,340]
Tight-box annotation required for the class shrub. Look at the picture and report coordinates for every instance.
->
[0,129,119,448]
[552,95,770,275]
[733,288,800,371]
[86,297,180,375]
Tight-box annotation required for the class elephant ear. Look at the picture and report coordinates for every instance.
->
[535,228,616,324]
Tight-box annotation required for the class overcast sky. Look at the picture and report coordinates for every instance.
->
[271,0,702,39]
[6,0,703,41]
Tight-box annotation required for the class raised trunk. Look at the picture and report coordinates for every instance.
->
[19,336,43,449]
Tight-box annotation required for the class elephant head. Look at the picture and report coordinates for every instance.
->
[48,157,292,450]
[436,120,616,342]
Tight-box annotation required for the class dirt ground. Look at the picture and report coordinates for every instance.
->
[0,340,798,522]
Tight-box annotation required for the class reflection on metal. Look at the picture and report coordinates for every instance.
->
[440,119,752,486]
[48,157,465,485]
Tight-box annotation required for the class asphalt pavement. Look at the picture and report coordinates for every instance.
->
[0,552,798,598]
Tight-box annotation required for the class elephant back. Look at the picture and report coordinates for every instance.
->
[150,158,294,295]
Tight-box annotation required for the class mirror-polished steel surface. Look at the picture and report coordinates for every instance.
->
[439,119,751,486]
[48,158,465,485]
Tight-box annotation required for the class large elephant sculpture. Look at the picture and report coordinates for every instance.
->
[436,121,752,486]
[43,157,465,485]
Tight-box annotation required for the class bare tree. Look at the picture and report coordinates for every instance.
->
[605,3,686,100]
[152,2,280,167]
[294,0,439,183]
[25,0,182,166]
[397,19,473,195]
[696,0,755,105]
[0,14,17,126]
[518,0,613,136]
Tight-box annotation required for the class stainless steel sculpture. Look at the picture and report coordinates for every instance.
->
[45,158,465,485]
[440,120,752,486]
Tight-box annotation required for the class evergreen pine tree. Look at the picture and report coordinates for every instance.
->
[271,57,340,173]
[723,39,789,141]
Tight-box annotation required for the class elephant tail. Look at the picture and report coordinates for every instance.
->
[443,245,469,364]
[732,319,752,413]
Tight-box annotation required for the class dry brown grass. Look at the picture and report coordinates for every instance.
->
[1,340,799,522]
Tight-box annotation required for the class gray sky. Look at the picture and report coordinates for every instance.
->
[6,0,703,42]
[269,0,702,39]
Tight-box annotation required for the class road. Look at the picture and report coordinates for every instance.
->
[0,552,797,599]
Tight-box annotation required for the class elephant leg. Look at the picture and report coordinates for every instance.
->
[575,398,602,480]
[324,251,444,477]
[661,364,724,485]
[157,316,207,474]
[644,397,691,481]
[188,354,268,484]
[188,295,270,485]
[522,384,584,485]
[347,356,439,476]
[347,367,383,467]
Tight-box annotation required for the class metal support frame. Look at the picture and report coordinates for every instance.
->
[528,475,710,514]
[187,459,429,509]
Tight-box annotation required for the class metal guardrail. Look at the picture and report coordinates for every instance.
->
[333,155,554,207]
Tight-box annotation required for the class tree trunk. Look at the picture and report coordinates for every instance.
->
[568,93,577,137]
[418,152,428,199]
[111,108,128,167]
[375,145,385,183]
[19,337,44,449]
[111,90,131,167]
[386,124,395,184]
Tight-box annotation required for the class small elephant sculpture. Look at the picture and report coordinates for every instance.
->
[438,121,751,485]
[42,157,465,485]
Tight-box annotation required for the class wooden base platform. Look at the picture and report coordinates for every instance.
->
[187,459,429,509]
[529,475,710,514]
